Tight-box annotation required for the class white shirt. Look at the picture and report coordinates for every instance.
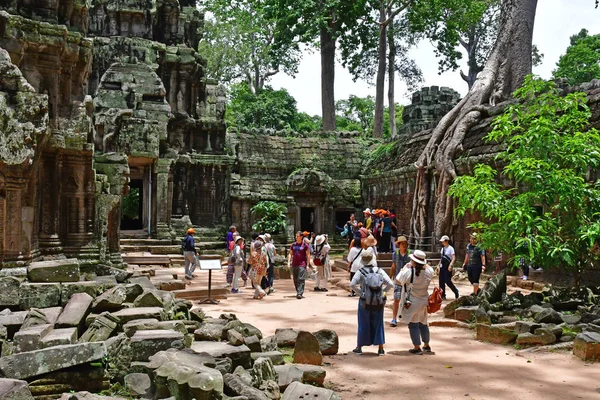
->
[348,247,364,273]
[441,245,455,259]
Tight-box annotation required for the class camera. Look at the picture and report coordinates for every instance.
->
[403,300,412,309]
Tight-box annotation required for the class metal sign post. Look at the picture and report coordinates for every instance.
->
[197,255,222,305]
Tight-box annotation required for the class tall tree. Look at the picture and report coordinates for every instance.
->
[553,29,600,85]
[198,0,301,94]
[268,0,369,131]
[411,0,539,242]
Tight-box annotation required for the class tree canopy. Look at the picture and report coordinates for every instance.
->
[553,29,600,86]
[448,76,600,283]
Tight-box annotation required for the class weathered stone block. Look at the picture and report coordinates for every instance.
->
[92,286,127,312]
[79,313,119,342]
[133,290,164,308]
[274,365,304,392]
[28,259,80,283]
[293,331,322,365]
[573,332,600,361]
[130,330,185,362]
[191,342,252,369]
[60,282,102,306]
[228,329,245,346]
[223,373,269,400]
[475,323,518,345]
[194,323,224,342]
[515,321,542,334]
[56,293,94,332]
[123,319,187,337]
[13,324,53,353]
[282,381,340,400]
[110,307,165,324]
[251,351,285,366]
[19,283,61,309]
[516,328,557,346]
[0,277,21,308]
[292,364,327,387]
[0,311,27,339]
[534,308,562,324]
[40,327,78,348]
[274,328,299,348]
[0,342,106,379]
[454,306,480,322]
[124,373,153,398]
[312,329,339,355]
[245,335,262,352]
[0,378,34,400]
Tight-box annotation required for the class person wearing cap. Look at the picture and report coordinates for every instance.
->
[438,235,459,300]
[389,235,411,327]
[363,208,373,231]
[182,228,199,281]
[396,249,435,355]
[288,231,311,299]
[231,236,246,293]
[350,247,394,356]
[462,233,486,296]
[248,240,268,299]
[313,234,332,292]
[263,233,277,294]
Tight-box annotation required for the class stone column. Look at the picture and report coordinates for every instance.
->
[155,158,175,240]
[3,177,25,268]
[38,151,63,254]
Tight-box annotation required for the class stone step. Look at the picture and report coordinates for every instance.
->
[120,238,174,246]
[171,288,229,301]
[120,242,224,254]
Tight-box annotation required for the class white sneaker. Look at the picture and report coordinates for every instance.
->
[535,268,543,271]
[522,275,528,280]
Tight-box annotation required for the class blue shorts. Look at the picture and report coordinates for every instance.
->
[393,283,402,301]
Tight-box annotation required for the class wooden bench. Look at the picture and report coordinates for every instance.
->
[122,255,172,268]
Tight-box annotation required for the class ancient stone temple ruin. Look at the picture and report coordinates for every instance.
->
[0,0,227,273]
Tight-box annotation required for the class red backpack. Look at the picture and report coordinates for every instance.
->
[427,287,443,313]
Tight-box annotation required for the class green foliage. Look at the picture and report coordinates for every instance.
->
[226,82,298,130]
[198,0,301,92]
[335,95,403,137]
[448,76,600,280]
[121,187,139,220]
[367,140,400,166]
[251,201,287,234]
[553,29,600,86]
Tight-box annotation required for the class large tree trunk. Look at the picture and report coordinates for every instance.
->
[372,3,387,138]
[411,0,537,242]
[320,22,336,131]
[387,18,397,137]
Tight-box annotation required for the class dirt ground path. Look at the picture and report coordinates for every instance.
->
[180,264,599,400]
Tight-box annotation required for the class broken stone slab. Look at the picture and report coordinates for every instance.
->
[274,328,299,348]
[153,360,224,399]
[0,277,22,308]
[124,373,153,398]
[21,308,50,330]
[191,341,252,369]
[454,306,480,322]
[282,381,340,400]
[91,286,127,313]
[561,314,582,325]
[0,311,27,339]
[130,329,186,362]
[245,335,262,352]
[56,293,94,332]
[534,308,562,324]
[40,327,78,348]
[58,392,123,400]
[252,357,278,388]
[273,365,304,392]
[475,323,518,345]
[292,364,326,386]
[573,332,600,361]
[516,328,557,346]
[251,351,285,366]
[110,307,166,324]
[13,324,53,353]
[19,283,61,309]
[123,319,187,337]
[91,275,118,288]
[133,290,164,308]
[194,323,224,341]
[223,373,269,400]
[0,378,34,400]
[293,331,322,366]
[228,329,245,346]
[78,313,119,342]
[0,342,106,379]
[124,284,144,302]
[479,269,506,304]
[148,348,217,370]
[443,295,478,319]
[28,259,80,283]
[61,282,102,306]
[128,276,155,289]
[515,321,542,334]
[156,280,186,291]
[312,329,339,355]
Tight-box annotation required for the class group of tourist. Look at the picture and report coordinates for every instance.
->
[224,226,332,300]
[343,208,399,253]
[349,230,488,356]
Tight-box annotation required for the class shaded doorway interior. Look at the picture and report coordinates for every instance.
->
[120,179,143,230]
[335,210,353,232]
[300,207,314,233]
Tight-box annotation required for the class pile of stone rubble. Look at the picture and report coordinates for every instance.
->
[442,271,600,361]
[0,258,342,399]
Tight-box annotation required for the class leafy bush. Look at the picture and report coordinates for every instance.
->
[121,187,140,220]
[449,76,600,285]
[251,201,287,234]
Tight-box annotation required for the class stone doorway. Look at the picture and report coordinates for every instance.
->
[120,179,144,231]
[335,210,353,231]
[300,207,315,233]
